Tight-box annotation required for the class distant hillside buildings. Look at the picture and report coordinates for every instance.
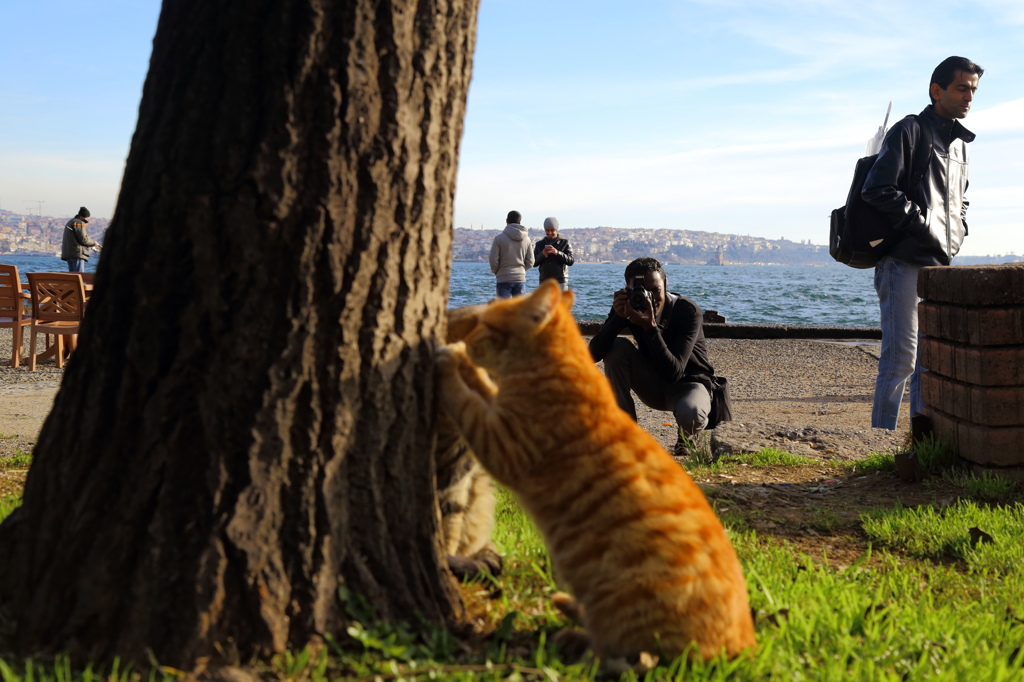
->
[0,208,108,255]
[453,226,833,266]
[1,209,1016,266]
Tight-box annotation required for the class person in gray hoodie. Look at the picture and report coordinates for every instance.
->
[489,210,535,298]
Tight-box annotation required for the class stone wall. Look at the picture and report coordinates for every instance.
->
[919,264,1024,470]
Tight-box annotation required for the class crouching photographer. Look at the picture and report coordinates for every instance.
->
[589,257,730,455]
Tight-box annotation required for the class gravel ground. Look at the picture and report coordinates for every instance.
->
[2,331,905,463]
[616,338,905,460]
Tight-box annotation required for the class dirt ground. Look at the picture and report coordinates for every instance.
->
[0,338,959,566]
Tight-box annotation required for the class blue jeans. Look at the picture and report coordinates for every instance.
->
[495,281,526,299]
[872,256,924,430]
[67,259,86,273]
[602,337,711,435]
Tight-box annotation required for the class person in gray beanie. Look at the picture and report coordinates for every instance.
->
[533,216,574,291]
[61,206,100,272]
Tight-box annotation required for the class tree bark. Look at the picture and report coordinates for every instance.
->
[0,0,479,667]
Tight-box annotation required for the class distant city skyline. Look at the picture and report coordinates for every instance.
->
[1,1,1022,256]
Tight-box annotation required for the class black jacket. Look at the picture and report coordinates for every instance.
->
[61,216,97,261]
[533,237,574,282]
[862,105,974,266]
[589,292,715,391]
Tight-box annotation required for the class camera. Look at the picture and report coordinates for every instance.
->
[628,275,652,312]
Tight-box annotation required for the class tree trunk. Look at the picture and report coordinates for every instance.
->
[0,0,479,668]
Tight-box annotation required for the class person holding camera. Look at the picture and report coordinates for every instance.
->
[588,257,718,449]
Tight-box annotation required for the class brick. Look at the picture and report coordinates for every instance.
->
[965,307,1024,346]
[957,421,1024,466]
[919,337,956,378]
[921,371,971,421]
[919,263,1024,306]
[940,304,960,341]
[918,301,940,338]
[954,345,1024,386]
[921,370,943,410]
[921,302,1024,346]
[970,385,1024,427]
[925,405,960,444]
[965,463,1024,484]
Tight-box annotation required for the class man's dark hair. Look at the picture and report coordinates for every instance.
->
[624,257,667,290]
[506,210,522,224]
[929,56,984,104]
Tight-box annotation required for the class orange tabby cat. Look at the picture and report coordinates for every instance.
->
[436,280,757,661]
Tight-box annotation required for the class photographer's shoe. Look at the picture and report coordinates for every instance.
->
[673,436,690,458]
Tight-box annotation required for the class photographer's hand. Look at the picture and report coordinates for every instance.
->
[626,296,656,330]
[612,289,631,319]
[614,289,656,329]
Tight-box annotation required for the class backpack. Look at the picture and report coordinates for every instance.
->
[829,115,930,269]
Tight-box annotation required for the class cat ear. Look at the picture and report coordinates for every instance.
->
[447,305,485,342]
[561,289,575,310]
[521,280,562,327]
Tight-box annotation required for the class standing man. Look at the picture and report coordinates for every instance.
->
[533,216,575,291]
[489,210,534,298]
[863,56,983,437]
[61,206,100,273]
[589,257,717,451]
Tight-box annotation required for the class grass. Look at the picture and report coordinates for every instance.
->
[2,465,1024,680]
[0,452,32,470]
[0,496,20,523]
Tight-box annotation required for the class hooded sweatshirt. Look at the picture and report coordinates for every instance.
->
[489,223,535,283]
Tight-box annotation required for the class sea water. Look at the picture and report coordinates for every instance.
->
[451,262,879,327]
[1,255,879,327]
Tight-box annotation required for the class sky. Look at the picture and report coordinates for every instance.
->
[1,1,1022,257]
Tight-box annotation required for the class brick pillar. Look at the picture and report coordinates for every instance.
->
[918,264,1024,470]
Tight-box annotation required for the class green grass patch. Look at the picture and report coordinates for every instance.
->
[862,500,1024,571]
[324,488,1024,680]
[0,495,20,524]
[844,450,898,475]
[0,452,32,470]
[682,446,817,478]
[4,485,1024,680]
[727,448,815,467]
[914,434,960,476]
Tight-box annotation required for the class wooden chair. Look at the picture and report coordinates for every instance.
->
[0,264,32,368]
[79,271,95,302]
[27,272,86,370]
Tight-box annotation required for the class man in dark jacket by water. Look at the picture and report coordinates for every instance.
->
[589,257,716,447]
[61,206,99,273]
[533,217,574,291]
[862,56,982,436]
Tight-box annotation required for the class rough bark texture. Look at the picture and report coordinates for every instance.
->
[0,0,479,667]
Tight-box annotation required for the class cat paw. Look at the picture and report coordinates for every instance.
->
[553,628,593,664]
[447,547,503,581]
[552,591,584,623]
[602,652,659,676]
[436,341,468,369]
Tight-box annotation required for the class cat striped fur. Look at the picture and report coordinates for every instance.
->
[434,411,502,580]
[436,280,756,661]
